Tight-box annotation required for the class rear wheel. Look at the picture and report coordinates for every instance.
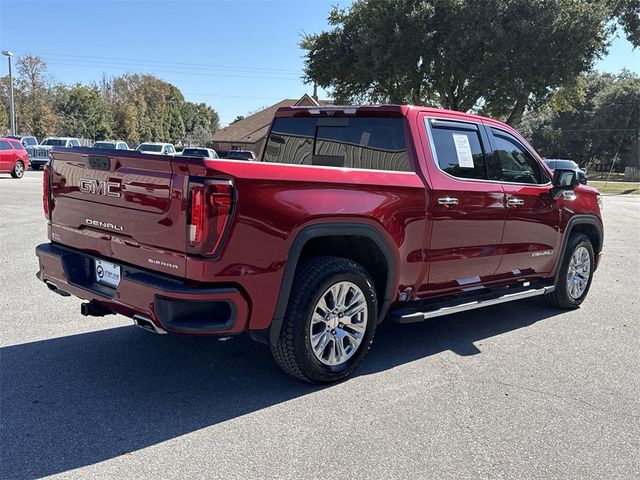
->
[11,161,24,179]
[545,233,595,309]
[271,256,378,383]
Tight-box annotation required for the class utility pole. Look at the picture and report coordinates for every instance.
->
[2,50,16,135]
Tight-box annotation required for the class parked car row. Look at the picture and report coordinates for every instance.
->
[0,137,29,178]
[2,132,259,178]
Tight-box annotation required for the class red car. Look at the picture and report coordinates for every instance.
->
[36,105,603,383]
[0,137,29,178]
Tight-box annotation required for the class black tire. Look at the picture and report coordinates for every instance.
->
[31,164,41,171]
[545,233,595,309]
[271,256,378,383]
[10,161,24,179]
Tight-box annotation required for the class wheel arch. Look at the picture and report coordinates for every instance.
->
[268,223,397,345]
[553,214,603,286]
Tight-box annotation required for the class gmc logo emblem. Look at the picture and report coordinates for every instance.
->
[79,179,121,198]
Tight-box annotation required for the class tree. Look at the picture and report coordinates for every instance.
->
[520,71,639,171]
[230,115,245,125]
[590,73,640,170]
[15,54,57,137]
[54,84,112,140]
[0,76,11,133]
[302,0,640,126]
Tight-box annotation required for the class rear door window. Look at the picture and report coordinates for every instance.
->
[427,120,488,180]
[0,140,11,150]
[264,116,410,172]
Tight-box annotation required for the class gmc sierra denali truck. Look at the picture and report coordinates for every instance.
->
[36,105,603,383]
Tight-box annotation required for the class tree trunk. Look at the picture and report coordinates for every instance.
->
[505,93,529,126]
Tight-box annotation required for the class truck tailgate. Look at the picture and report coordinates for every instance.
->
[48,148,189,276]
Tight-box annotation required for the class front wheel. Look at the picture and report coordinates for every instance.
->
[11,161,25,178]
[271,256,378,383]
[545,233,595,309]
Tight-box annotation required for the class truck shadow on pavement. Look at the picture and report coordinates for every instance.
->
[1,298,562,479]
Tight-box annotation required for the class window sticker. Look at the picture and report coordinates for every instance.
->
[452,133,475,168]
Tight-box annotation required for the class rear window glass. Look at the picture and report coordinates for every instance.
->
[429,122,487,180]
[41,139,67,146]
[545,159,577,170]
[93,142,116,149]
[227,151,253,160]
[137,144,163,152]
[182,148,209,157]
[263,116,410,172]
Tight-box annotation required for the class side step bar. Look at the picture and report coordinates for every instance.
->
[391,286,555,324]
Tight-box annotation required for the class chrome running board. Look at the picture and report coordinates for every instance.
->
[391,286,555,324]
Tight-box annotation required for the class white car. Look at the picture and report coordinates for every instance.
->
[92,140,129,150]
[180,147,219,159]
[26,137,81,170]
[135,142,175,156]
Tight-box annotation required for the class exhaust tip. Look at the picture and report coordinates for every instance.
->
[133,314,167,334]
[44,280,71,297]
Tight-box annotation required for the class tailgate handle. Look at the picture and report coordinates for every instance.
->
[88,155,111,171]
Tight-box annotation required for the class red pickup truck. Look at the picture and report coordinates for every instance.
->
[36,105,603,383]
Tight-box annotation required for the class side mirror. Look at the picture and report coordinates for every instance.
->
[552,169,578,190]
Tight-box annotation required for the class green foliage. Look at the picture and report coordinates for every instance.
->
[0,55,221,145]
[521,71,640,171]
[55,84,112,139]
[303,0,637,125]
[15,54,57,137]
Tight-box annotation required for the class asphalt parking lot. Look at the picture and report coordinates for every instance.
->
[1,170,639,480]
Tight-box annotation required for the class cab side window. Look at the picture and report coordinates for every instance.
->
[428,120,488,180]
[491,129,547,184]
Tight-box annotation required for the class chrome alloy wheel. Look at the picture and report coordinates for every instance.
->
[309,281,368,366]
[15,161,24,177]
[566,246,591,299]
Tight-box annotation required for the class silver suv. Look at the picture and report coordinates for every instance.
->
[27,137,81,170]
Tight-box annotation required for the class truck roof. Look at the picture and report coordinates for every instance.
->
[274,104,504,125]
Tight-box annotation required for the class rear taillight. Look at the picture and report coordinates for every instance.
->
[188,180,233,255]
[42,163,50,219]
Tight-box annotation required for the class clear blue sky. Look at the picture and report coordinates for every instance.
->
[1,0,638,126]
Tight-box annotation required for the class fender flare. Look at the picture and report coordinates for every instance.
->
[552,214,604,286]
[268,223,397,345]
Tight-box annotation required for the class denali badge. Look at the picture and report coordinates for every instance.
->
[79,178,121,198]
[85,218,124,232]
[148,258,179,270]
[532,250,554,257]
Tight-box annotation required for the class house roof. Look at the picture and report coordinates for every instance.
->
[212,94,331,144]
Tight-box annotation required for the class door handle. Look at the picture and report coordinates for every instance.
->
[507,198,525,207]
[438,197,459,206]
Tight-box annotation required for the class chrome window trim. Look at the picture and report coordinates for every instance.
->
[423,116,552,187]
[237,158,420,176]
